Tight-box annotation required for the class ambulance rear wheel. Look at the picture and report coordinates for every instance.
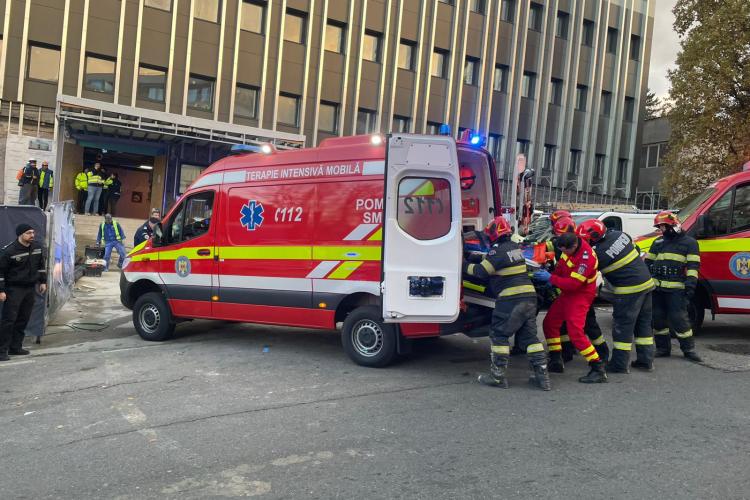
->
[133,292,175,341]
[342,306,397,367]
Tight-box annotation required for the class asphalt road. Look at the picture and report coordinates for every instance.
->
[1,301,749,499]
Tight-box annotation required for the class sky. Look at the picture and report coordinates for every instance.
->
[648,0,681,101]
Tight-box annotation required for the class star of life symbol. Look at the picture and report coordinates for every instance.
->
[240,200,265,231]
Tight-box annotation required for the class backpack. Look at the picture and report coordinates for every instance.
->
[16,167,24,181]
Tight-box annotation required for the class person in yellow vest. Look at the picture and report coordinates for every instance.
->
[85,163,105,215]
[96,214,126,272]
[75,167,88,214]
[98,172,114,216]
[37,161,54,210]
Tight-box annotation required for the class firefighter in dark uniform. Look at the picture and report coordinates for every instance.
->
[645,211,702,362]
[578,219,656,372]
[0,224,47,361]
[463,216,551,391]
[549,217,609,364]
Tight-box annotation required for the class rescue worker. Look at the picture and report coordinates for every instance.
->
[463,216,551,391]
[0,224,47,361]
[134,217,160,246]
[75,167,88,214]
[18,158,37,205]
[37,161,54,210]
[534,231,607,383]
[549,217,609,364]
[645,211,702,362]
[85,163,105,215]
[96,214,127,272]
[577,219,656,372]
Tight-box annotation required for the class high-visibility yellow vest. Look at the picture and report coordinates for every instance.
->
[101,221,123,241]
[103,177,113,190]
[38,169,54,189]
[87,170,104,185]
[75,172,88,190]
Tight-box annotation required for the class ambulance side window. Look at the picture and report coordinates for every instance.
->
[397,177,452,240]
[704,189,733,236]
[730,184,750,234]
[163,191,215,245]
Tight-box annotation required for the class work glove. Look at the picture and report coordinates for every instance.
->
[510,233,524,243]
[533,270,551,283]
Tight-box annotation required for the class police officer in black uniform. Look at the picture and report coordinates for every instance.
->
[463,216,551,391]
[645,211,702,362]
[578,219,656,372]
[0,224,47,361]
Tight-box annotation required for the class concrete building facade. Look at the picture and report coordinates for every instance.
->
[0,0,654,214]
[635,115,670,209]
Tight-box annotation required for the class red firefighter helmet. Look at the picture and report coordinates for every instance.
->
[553,216,576,236]
[484,216,512,242]
[577,219,607,242]
[653,210,680,228]
[550,210,572,223]
[459,165,476,190]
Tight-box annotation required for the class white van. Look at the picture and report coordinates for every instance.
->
[570,211,659,240]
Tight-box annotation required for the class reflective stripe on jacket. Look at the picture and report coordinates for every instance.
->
[38,169,54,189]
[644,232,700,292]
[591,230,654,295]
[97,221,125,243]
[75,172,88,190]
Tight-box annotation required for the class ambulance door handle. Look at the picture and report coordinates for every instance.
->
[197,248,211,256]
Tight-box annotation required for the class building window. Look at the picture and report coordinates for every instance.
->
[235,84,259,119]
[556,11,569,39]
[470,0,485,14]
[438,0,454,4]
[393,115,410,133]
[624,97,635,121]
[241,1,265,34]
[27,43,60,83]
[426,121,442,135]
[464,57,479,86]
[543,145,556,172]
[550,78,563,105]
[569,150,581,175]
[517,140,530,157]
[84,54,116,94]
[187,75,215,111]
[137,64,167,102]
[488,134,503,159]
[607,27,618,54]
[501,0,515,23]
[582,20,595,47]
[601,91,612,116]
[431,49,448,78]
[575,84,588,111]
[278,93,300,126]
[398,40,416,70]
[357,109,377,134]
[644,143,668,168]
[284,9,306,44]
[630,34,641,61]
[145,0,171,11]
[594,154,605,180]
[318,101,339,133]
[363,31,382,63]
[528,3,544,31]
[493,64,509,92]
[325,21,345,53]
[617,159,628,184]
[195,0,220,23]
[522,72,536,99]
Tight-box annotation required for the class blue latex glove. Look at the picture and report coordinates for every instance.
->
[533,270,551,283]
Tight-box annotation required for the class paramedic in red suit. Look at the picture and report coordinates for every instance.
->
[534,231,607,383]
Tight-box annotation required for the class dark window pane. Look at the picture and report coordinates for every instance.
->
[84,55,116,94]
[235,85,259,119]
[137,65,167,102]
[278,93,299,126]
[187,75,215,111]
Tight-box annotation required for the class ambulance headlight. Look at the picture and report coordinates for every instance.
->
[122,256,131,269]
[371,134,383,146]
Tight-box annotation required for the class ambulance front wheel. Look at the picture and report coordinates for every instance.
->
[342,306,397,368]
[133,292,175,341]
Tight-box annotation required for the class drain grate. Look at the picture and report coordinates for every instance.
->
[706,344,750,356]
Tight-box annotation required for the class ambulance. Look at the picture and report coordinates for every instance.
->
[120,132,503,367]
[635,167,750,329]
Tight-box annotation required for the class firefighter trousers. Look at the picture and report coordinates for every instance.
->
[609,291,654,367]
[653,290,694,353]
[489,298,546,366]
[0,286,36,353]
[543,290,600,362]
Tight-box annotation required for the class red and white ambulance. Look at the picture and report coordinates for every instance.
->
[120,133,502,366]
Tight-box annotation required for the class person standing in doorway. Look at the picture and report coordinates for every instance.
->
[37,161,54,210]
[17,158,37,205]
[0,224,47,361]
[75,167,88,214]
[85,163,105,215]
[96,214,127,271]
[106,173,121,216]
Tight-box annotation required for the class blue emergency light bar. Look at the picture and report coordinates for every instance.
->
[230,144,263,154]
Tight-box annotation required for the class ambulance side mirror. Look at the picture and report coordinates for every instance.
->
[153,223,163,246]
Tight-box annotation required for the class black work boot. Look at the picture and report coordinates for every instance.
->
[0,351,9,362]
[548,351,565,373]
[632,344,655,371]
[529,363,552,391]
[631,360,654,371]
[9,348,30,355]
[561,341,575,362]
[683,351,703,363]
[478,354,509,388]
[606,349,630,374]
[654,335,671,357]
[579,361,608,384]
[595,341,610,364]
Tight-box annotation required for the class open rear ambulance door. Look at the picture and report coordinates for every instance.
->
[381,134,462,323]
